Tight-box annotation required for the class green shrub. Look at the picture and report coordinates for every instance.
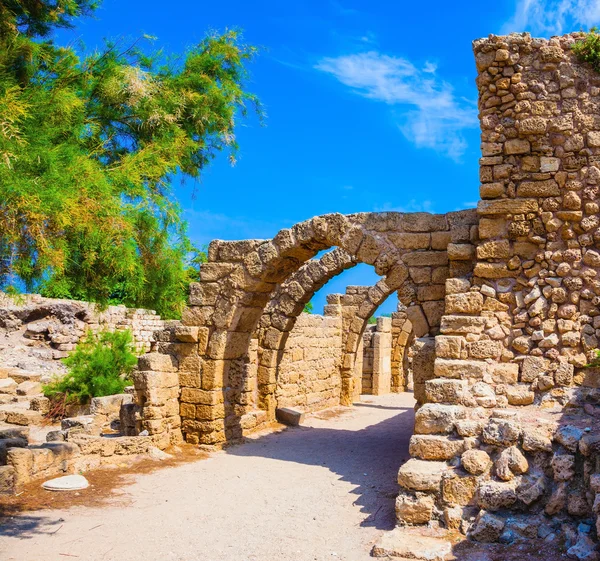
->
[573,28,600,72]
[43,329,137,405]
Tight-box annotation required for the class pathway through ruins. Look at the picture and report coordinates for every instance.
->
[0,394,415,561]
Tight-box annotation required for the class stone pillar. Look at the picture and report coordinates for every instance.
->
[391,310,413,392]
[372,317,392,395]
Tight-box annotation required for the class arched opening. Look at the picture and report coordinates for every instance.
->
[178,210,475,445]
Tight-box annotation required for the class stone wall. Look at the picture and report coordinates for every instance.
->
[0,293,164,356]
[360,317,393,395]
[361,325,376,394]
[276,311,343,412]
[395,33,600,545]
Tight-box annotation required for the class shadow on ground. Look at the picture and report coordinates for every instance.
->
[226,401,415,531]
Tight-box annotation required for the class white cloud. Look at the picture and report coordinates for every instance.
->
[375,200,435,213]
[503,0,600,35]
[315,51,477,160]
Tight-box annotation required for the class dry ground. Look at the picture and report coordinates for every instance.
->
[0,394,413,561]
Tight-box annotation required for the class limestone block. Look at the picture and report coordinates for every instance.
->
[174,325,199,343]
[445,278,471,294]
[275,407,304,426]
[552,454,575,481]
[431,231,451,250]
[434,359,487,379]
[392,233,430,249]
[469,511,505,543]
[90,394,133,418]
[461,449,491,475]
[517,117,547,135]
[137,353,177,373]
[30,396,50,414]
[448,243,475,260]
[522,427,553,453]
[425,379,468,404]
[477,240,511,260]
[495,446,528,481]
[414,403,466,435]
[422,301,445,330]
[0,465,15,494]
[435,336,464,359]
[505,138,530,154]
[482,419,521,446]
[467,340,502,360]
[480,182,505,199]
[492,364,519,384]
[397,459,447,492]
[372,527,452,559]
[440,316,486,334]
[521,356,547,383]
[395,491,435,524]
[554,425,583,453]
[445,292,484,315]
[442,473,477,506]
[479,218,507,239]
[474,263,518,279]
[406,306,429,338]
[6,410,43,426]
[517,179,560,197]
[455,420,484,437]
[555,361,574,386]
[0,379,17,394]
[403,251,448,267]
[477,198,538,215]
[409,435,465,461]
[505,386,535,406]
[477,480,518,511]
[16,381,41,396]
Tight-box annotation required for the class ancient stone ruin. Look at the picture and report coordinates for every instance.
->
[4,31,600,554]
[126,32,600,548]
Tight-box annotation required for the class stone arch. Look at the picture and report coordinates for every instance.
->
[178,210,476,445]
[253,247,358,418]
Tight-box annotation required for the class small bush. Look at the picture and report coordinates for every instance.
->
[43,329,137,405]
[573,28,600,72]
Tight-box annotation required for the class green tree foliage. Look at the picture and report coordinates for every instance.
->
[573,28,600,72]
[303,301,314,314]
[0,1,260,317]
[43,328,137,404]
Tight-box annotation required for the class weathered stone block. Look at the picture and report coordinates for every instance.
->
[434,359,487,379]
[477,199,538,215]
[414,403,466,435]
[477,480,517,510]
[517,179,560,197]
[492,363,519,384]
[445,292,484,314]
[397,459,447,492]
[425,379,468,404]
[409,435,465,461]
[275,407,304,426]
[435,336,464,359]
[461,449,491,475]
[482,419,521,446]
[442,473,477,506]
[395,492,435,524]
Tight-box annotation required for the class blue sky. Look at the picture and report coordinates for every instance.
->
[58,0,600,314]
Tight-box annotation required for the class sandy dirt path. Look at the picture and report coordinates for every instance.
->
[0,393,415,561]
